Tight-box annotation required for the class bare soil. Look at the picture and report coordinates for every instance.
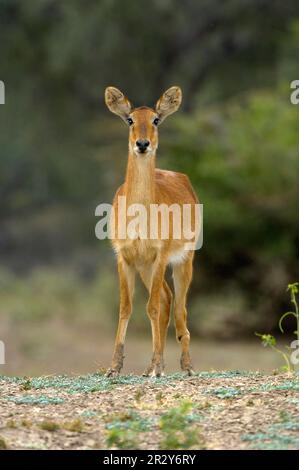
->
[0,371,298,450]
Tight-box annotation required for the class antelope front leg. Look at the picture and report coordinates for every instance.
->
[143,257,166,377]
[106,257,135,377]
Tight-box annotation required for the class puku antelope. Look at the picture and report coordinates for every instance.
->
[104,86,199,377]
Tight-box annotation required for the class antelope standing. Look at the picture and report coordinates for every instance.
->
[104,86,199,377]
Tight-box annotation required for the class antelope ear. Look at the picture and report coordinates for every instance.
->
[105,87,132,121]
[155,86,182,122]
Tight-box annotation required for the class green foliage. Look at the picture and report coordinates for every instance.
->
[0,371,258,397]
[106,410,153,433]
[39,420,60,432]
[256,282,299,372]
[0,436,7,449]
[6,419,17,429]
[134,388,145,403]
[255,380,299,392]
[159,400,204,450]
[206,387,241,399]
[242,412,299,449]
[105,428,138,450]
[80,410,98,418]
[256,334,277,348]
[5,395,64,405]
[279,410,291,423]
[21,420,31,428]
[105,410,152,450]
[20,379,32,391]
[172,89,299,336]
[105,400,204,449]
[63,419,84,433]
[197,370,257,379]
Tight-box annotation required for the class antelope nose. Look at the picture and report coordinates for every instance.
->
[136,139,150,152]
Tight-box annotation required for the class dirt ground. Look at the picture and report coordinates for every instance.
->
[0,371,298,450]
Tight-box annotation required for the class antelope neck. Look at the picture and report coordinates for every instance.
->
[124,151,156,206]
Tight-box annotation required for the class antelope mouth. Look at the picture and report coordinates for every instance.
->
[134,146,152,155]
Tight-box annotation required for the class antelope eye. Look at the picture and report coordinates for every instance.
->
[153,117,160,126]
[127,117,133,126]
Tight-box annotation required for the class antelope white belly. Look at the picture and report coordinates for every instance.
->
[168,247,188,265]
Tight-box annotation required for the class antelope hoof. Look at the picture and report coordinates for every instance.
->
[185,368,195,376]
[105,368,120,378]
[180,353,194,376]
[142,362,163,378]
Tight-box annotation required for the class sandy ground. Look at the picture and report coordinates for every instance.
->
[1,316,284,376]
[0,371,298,450]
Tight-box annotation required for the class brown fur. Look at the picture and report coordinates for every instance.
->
[105,86,199,376]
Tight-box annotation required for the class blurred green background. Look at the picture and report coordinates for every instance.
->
[1,0,299,374]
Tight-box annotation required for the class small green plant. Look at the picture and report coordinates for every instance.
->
[255,333,292,371]
[256,282,299,372]
[21,419,32,428]
[134,387,145,403]
[279,410,291,423]
[105,410,152,449]
[39,420,60,432]
[63,419,84,433]
[6,419,17,428]
[21,379,32,391]
[159,400,204,450]
[106,428,138,450]
[207,387,241,399]
[0,436,7,449]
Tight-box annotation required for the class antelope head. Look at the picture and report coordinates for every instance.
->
[105,86,182,157]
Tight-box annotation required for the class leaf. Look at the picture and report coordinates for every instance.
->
[255,333,276,347]
[287,283,299,295]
